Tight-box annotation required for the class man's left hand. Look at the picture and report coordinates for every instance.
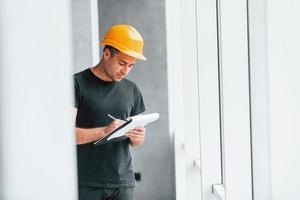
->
[126,126,146,147]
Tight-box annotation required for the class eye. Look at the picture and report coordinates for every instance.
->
[119,61,126,66]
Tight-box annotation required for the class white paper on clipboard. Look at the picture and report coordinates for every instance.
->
[107,113,159,140]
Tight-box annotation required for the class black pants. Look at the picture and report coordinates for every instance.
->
[78,185,135,200]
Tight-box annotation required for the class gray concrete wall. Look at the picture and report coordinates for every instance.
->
[72,0,93,72]
[71,0,174,199]
[98,1,174,200]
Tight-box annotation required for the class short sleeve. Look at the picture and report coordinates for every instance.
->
[130,85,146,116]
[74,76,82,108]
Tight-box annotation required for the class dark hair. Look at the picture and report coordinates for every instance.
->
[103,45,119,57]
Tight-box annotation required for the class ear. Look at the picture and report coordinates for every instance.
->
[103,48,111,59]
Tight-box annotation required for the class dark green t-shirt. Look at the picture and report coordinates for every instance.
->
[74,68,145,188]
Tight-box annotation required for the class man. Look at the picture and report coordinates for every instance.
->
[74,24,147,200]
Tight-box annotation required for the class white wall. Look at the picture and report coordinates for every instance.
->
[267,0,300,199]
[0,1,77,199]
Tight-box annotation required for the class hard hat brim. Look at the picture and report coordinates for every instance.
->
[100,40,147,60]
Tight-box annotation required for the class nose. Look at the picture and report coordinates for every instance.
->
[121,65,130,75]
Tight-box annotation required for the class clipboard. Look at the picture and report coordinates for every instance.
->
[93,113,160,146]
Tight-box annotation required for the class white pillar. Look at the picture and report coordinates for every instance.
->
[0,1,77,200]
[90,0,100,65]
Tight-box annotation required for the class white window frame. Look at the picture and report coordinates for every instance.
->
[218,0,253,199]
[166,0,201,199]
[166,0,253,199]
[247,0,271,199]
[166,0,222,199]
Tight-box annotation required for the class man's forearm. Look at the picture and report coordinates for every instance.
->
[76,127,107,145]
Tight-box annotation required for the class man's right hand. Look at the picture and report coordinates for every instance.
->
[104,119,125,135]
[75,108,126,144]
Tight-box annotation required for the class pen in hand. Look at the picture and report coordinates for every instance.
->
[107,114,117,120]
[108,114,128,123]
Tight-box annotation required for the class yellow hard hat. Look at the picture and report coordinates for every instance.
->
[100,24,146,60]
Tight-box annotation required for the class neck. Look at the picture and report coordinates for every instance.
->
[91,60,113,82]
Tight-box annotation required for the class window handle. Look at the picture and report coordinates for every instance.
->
[212,184,225,200]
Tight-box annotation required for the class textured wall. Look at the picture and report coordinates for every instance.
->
[98,1,174,200]
[72,0,93,72]
[71,0,174,199]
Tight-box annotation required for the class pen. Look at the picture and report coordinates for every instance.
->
[107,114,117,120]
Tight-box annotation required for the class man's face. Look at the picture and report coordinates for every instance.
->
[103,49,136,81]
